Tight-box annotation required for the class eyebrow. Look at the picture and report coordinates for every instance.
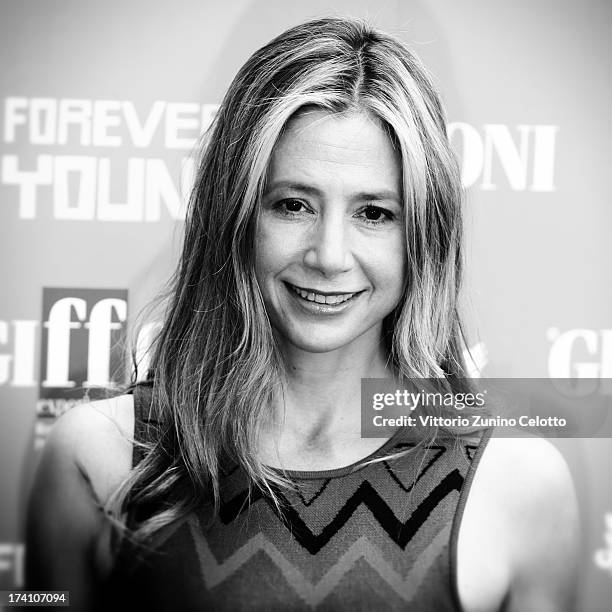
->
[263,180,401,204]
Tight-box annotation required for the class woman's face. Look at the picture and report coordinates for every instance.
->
[255,109,406,355]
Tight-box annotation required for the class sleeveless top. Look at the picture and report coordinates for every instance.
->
[103,382,494,612]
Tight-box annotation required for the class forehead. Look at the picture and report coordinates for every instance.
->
[266,109,401,194]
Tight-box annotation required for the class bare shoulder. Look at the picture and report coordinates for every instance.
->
[477,435,580,611]
[479,435,578,519]
[45,393,135,504]
[26,394,136,601]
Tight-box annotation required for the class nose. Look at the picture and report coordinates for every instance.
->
[303,212,353,277]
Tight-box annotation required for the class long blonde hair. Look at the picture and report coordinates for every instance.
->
[111,17,480,542]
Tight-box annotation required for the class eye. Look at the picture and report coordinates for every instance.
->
[284,199,303,213]
[272,198,311,218]
[356,205,395,225]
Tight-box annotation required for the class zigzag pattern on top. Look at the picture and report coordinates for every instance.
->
[212,469,464,554]
[189,520,452,607]
[121,383,491,611]
[382,444,446,492]
[218,441,452,523]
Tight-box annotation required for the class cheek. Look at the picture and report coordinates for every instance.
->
[384,260,407,302]
[254,221,300,283]
[365,234,407,299]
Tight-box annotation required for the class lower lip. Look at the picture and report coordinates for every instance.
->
[284,283,362,315]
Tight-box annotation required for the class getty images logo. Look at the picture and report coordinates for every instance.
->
[39,288,127,400]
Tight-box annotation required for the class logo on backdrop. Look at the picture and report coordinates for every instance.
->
[33,288,128,447]
[1,97,558,222]
[448,123,558,192]
[547,328,612,378]
[37,286,127,403]
[0,295,162,391]
[0,543,24,590]
[1,97,218,222]
[547,327,612,397]
[594,512,612,576]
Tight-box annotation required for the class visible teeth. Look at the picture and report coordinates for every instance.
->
[290,285,356,304]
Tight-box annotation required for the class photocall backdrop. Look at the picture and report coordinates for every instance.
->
[0,0,610,608]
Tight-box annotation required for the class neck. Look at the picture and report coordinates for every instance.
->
[268,326,393,442]
[256,327,397,471]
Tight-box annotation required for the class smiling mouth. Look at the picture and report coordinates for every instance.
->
[286,283,361,305]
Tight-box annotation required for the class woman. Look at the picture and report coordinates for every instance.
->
[26,18,579,611]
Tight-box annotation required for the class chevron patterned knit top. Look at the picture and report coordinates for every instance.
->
[104,382,493,612]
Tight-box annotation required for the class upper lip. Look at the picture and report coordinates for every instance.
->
[285,282,363,296]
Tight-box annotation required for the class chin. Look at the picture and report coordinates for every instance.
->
[283,333,349,354]
[275,322,374,355]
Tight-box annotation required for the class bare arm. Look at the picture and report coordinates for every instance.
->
[25,398,133,611]
[505,438,581,612]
